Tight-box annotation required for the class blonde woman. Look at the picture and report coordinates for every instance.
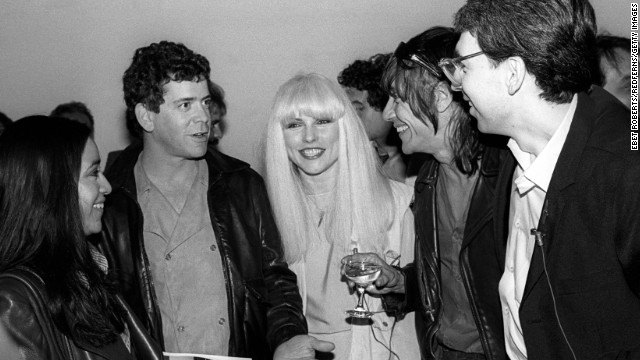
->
[263,73,419,360]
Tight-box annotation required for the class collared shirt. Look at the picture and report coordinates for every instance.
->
[499,95,577,360]
[435,168,483,354]
[134,156,229,355]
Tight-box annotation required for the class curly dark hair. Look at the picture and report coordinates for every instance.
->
[123,41,211,138]
[454,0,597,104]
[593,34,631,86]
[50,101,94,135]
[337,53,391,111]
[382,27,481,175]
[0,116,125,347]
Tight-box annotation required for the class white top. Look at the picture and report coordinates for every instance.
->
[499,95,577,359]
[290,180,420,360]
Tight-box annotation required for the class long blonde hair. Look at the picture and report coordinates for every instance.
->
[264,73,394,263]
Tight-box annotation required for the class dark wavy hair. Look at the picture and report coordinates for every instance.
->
[0,116,125,347]
[50,101,94,134]
[338,53,392,111]
[593,34,631,86]
[338,53,403,148]
[455,0,597,104]
[382,26,481,175]
[123,41,211,138]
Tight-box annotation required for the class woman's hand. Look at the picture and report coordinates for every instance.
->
[341,253,405,295]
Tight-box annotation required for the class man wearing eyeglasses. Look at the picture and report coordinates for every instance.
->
[442,0,640,359]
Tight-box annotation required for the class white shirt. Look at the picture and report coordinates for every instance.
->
[499,95,577,360]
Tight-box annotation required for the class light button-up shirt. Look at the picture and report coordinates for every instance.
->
[499,95,577,360]
[135,157,230,355]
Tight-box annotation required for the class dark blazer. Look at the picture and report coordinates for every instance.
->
[494,87,640,359]
[384,144,508,360]
[93,142,307,359]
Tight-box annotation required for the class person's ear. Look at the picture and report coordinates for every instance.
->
[135,104,154,132]
[435,81,454,113]
[506,56,526,95]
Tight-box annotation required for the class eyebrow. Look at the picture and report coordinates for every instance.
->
[85,159,101,172]
[171,94,211,105]
[172,97,197,105]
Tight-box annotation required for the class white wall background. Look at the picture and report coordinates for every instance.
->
[0,0,632,171]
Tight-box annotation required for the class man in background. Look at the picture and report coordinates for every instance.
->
[593,34,631,109]
[338,53,407,182]
[207,79,226,148]
[51,101,95,136]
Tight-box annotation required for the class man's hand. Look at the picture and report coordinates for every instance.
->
[341,252,405,295]
[273,335,335,360]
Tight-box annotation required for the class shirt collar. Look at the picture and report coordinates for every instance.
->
[134,153,208,197]
[508,94,578,195]
[134,152,151,196]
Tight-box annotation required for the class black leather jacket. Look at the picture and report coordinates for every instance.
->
[93,142,308,359]
[0,267,162,360]
[384,145,507,360]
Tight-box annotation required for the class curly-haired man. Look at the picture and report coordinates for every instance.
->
[95,40,332,360]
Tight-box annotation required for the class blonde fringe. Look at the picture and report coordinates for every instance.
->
[264,73,395,263]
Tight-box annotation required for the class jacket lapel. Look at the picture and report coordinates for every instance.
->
[414,160,439,257]
[494,153,516,275]
[462,147,502,249]
[521,92,594,302]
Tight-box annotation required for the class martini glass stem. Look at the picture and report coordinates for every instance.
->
[356,286,366,310]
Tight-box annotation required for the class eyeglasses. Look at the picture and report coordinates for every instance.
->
[438,51,484,91]
[393,41,440,76]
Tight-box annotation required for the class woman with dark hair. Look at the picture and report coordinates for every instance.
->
[344,27,507,360]
[0,116,161,360]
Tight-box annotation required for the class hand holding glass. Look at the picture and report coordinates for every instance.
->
[344,261,382,318]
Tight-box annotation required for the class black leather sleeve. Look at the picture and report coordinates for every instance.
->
[248,172,308,350]
[380,263,418,319]
[0,277,54,360]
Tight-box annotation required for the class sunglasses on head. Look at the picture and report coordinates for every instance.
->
[393,41,440,76]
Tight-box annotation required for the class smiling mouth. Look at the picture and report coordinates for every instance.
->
[300,148,324,159]
[93,203,104,209]
[395,125,409,134]
[191,131,209,139]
